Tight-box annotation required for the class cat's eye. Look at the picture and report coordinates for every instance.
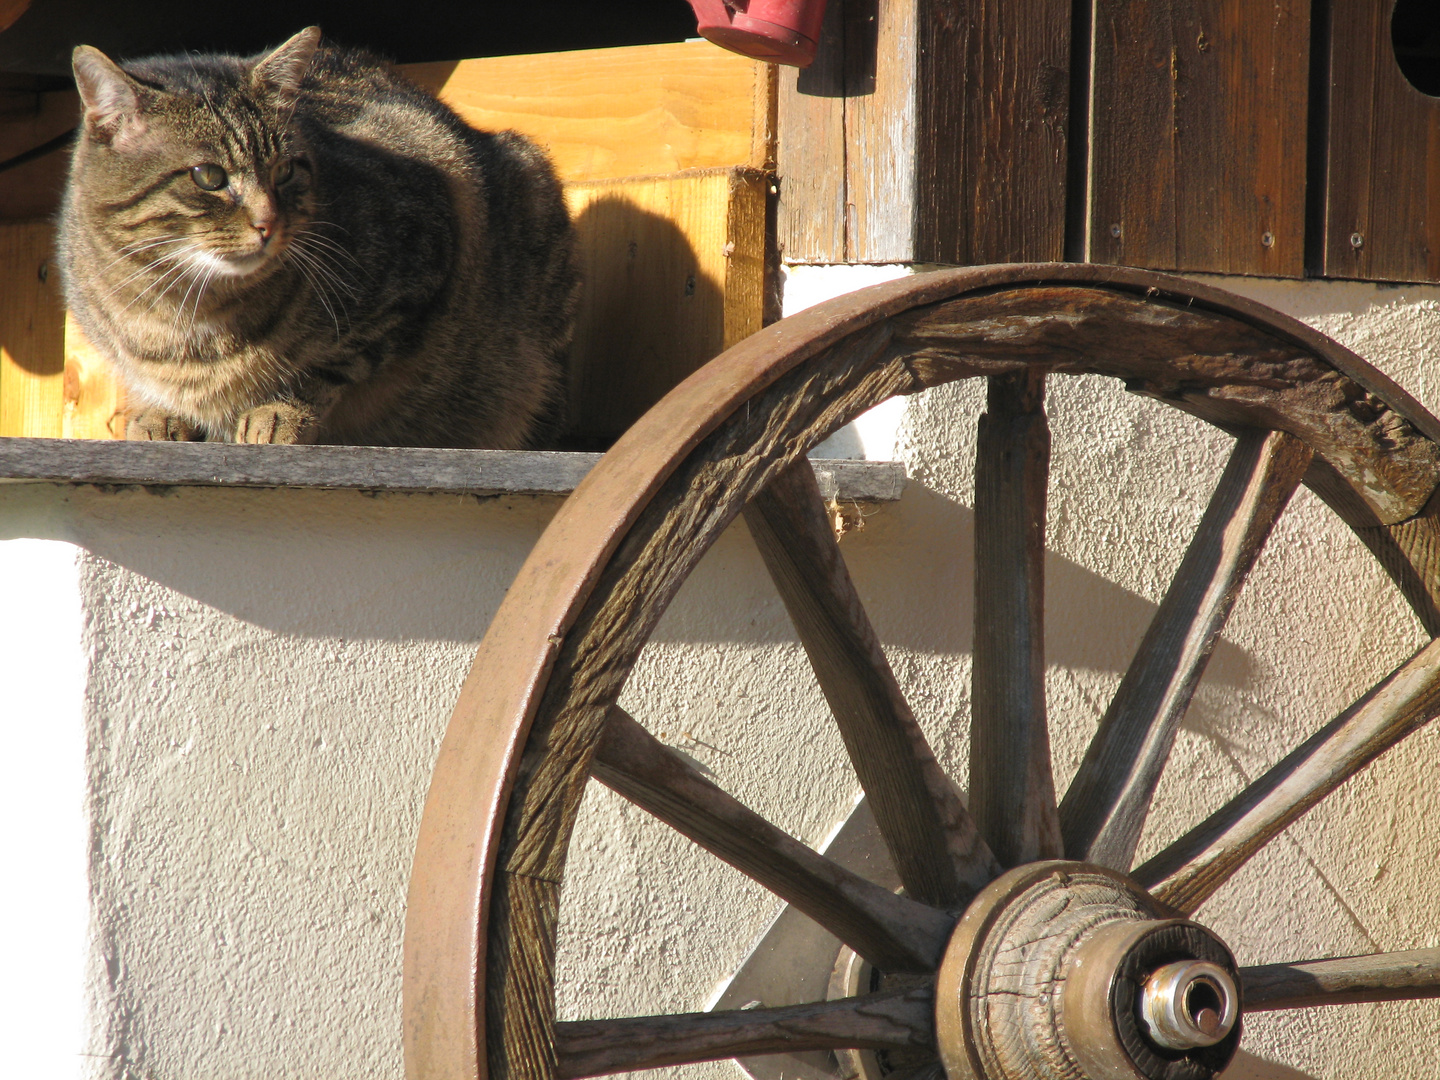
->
[191,163,228,191]
[273,158,296,185]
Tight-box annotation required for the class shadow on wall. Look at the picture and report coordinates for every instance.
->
[565,193,725,447]
[1223,1050,1320,1080]
[0,474,1251,690]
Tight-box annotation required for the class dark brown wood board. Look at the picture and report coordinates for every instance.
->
[777,0,1070,265]
[1088,0,1310,277]
[1322,0,1440,283]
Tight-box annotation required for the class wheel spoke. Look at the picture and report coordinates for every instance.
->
[554,987,934,1078]
[593,706,955,971]
[1059,428,1314,870]
[744,459,999,908]
[1134,636,1440,913]
[1242,946,1440,1011]
[970,371,1063,867]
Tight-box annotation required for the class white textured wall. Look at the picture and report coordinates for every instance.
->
[3,271,1440,1080]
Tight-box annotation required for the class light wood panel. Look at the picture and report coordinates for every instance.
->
[0,221,65,437]
[403,41,775,186]
[565,167,768,444]
[62,314,121,439]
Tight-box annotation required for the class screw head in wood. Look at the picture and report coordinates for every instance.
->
[1351,232,1365,249]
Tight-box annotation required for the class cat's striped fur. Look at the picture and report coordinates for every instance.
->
[59,27,579,448]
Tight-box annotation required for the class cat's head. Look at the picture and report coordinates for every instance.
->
[70,27,322,281]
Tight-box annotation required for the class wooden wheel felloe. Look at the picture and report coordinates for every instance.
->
[402,264,1440,1080]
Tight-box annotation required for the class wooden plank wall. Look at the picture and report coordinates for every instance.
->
[1322,0,1440,283]
[0,40,776,442]
[777,0,1070,265]
[1088,0,1311,277]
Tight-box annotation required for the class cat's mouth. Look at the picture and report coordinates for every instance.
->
[195,242,286,279]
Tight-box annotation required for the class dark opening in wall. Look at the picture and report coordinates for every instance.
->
[1392,0,1440,97]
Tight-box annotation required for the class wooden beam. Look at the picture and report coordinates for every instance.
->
[745,460,1000,908]
[970,370,1062,867]
[554,987,934,1078]
[1242,947,1440,1012]
[1135,636,1440,914]
[592,707,955,973]
[1059,429,1313,870]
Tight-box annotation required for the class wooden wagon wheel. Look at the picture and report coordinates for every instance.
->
[403,264,1440,1080]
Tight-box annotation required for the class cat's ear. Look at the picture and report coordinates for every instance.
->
[73,46,146,146]
[251,26,321,112]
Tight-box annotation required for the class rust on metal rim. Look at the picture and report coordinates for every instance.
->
[401,263,1440,1080]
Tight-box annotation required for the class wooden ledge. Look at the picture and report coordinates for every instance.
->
[0,438,906,502]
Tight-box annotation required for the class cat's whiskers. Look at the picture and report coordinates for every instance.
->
[112,253,196,317]
[93,237,196,300]
[287,252,343,339]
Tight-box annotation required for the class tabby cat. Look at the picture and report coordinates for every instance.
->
[59,27,579,448]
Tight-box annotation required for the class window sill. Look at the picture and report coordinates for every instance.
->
[0,438,905,502]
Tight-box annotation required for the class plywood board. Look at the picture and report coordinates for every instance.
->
[0,220,65,437]
[565,167,769,444]
[404,41,775,185]
[1322,0,1440,283]
[1089,0,1310,277]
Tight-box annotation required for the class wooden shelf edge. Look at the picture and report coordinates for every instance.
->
[0,438,906,502]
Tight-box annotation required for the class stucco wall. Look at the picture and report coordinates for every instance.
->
[3,270,1440,1080]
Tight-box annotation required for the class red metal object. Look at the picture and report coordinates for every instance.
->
[687,0,828,68]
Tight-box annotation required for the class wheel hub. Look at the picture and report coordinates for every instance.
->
[935,862,1241,1080]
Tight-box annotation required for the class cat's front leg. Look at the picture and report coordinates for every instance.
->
[234,400,319,444]
[125,407,201,441]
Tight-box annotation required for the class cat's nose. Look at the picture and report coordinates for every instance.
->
[252,218,276,243]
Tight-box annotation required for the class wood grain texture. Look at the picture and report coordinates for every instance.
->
[554,986,934,1078]
[0,83,74,221]
[774,0,847,262]
[592,706,955,972]
[1059,429,1314,870]
[402,42,771,186]
[1322,0,1440,283]
[61,314,121,440]
[566,168,769,444]
[1242,946,1440,1011]
[846,0,920,263]
[1089,0,1309,276]
[776,0,1067,263]
[1134,636,1440,914]
[745,459,1000,908]
[0,221,64,437]
[914,0,1070,265]
[0,437,906,501]
[483,322,919,1080]
[891,285,1440,528]
[969,371,1063,867]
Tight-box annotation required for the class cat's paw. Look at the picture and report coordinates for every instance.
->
[235,401,317,444]
[125,409,200,441]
